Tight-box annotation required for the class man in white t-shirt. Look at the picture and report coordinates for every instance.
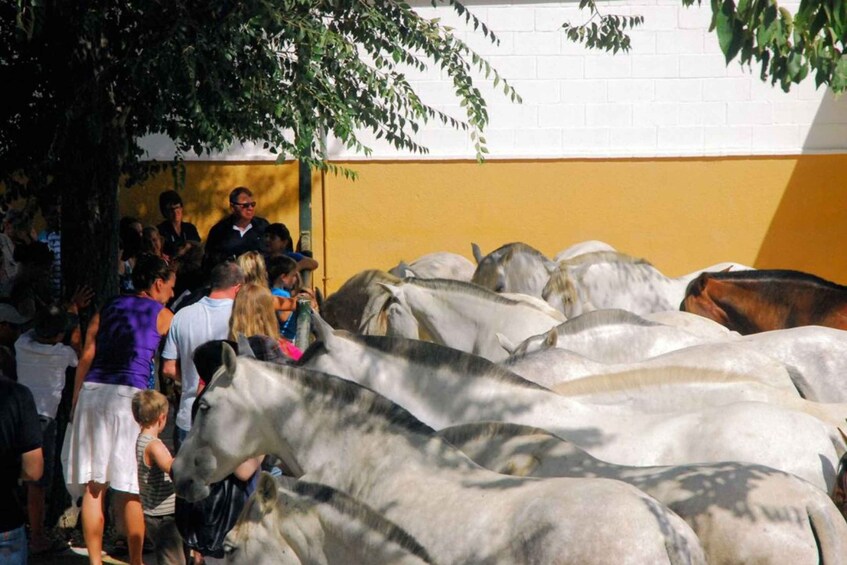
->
[161,262,244,450]
[15,305,78,554]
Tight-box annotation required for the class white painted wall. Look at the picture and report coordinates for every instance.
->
[141,0,847,162]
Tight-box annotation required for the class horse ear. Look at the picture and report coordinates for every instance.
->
[256,472,279,513]
[471,243,483,264]
[497,333,517,354]
[310,312,335,346]
[377,282,403,302]
[221,342,238,377]
[236,334,256,359]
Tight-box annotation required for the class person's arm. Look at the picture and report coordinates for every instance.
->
[161,359,180,383]
[233,456,263,481]
[146,439,175,475]
[157,307,174,336]
[65,285,94,356]
[71,312,100,413]
[295,256,319,272]
[20,447,43,482]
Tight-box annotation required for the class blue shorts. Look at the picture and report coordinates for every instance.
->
[0,525,27,565]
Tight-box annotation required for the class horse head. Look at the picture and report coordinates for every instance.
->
[223,473,303,564]
[173,345,290,502]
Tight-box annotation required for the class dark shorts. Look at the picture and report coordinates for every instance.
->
[144,514,185,565]
[34,416,57,489]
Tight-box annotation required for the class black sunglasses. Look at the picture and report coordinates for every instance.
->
[230,201,257,209]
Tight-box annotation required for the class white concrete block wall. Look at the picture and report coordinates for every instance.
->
[139,0,847,161]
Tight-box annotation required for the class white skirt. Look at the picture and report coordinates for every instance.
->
[62,382,142,494]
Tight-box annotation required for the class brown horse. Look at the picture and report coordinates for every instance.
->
[681,269,847,334]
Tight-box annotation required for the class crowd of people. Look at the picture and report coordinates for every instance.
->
[0,186,319,565]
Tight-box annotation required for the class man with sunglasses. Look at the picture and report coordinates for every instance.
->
[203,186,270,271]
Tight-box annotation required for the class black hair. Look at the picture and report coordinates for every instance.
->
[158,190,183,217]
[267,255,298,286]
[119,216,143,260]
[34,305,68,340]
[265,223,293,252]
[229,186,253,203]
[132,253,174,291]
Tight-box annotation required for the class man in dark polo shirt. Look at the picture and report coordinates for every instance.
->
[0,375,43,564]
[203,187,269,272]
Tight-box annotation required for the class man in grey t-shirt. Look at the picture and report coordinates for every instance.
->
[161,262,244,450]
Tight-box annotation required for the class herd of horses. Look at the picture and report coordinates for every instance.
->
[172,241,847,564]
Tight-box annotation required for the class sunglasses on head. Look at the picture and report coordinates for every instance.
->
[230,201,257,209]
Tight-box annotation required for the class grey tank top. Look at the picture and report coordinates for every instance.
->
[136,434,176,516]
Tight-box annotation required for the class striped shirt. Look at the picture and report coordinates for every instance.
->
[136,434,176,516]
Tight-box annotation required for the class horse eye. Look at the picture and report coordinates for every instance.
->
[198,399,210,412]
[223,541,237,555]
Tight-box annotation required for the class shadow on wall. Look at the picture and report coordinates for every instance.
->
[754,91,847,283]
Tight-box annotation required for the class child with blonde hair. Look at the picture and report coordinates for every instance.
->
[132,390,184,565]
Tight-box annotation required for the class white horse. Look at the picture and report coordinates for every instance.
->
[547,367,847,436]
[320,270,400,333]
[553,240,617,262]
[377,278,563,362]
[502,340,799,392]
[439,422,847,565]
[224,473,433,564]
[505,309,713,363]
[738,326,847,402]
[388,252,475,281]
[543,251,752,317]
[641,310,739,340]
[470,242,556,297]
[174,347,707,564]
[300,322,839,491]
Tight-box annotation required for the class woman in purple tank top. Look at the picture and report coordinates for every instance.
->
[64,254,176,565]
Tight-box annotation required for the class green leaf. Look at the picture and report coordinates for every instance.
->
[715,0,744,62]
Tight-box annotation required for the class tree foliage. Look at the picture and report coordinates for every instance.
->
[561,0,847,92]
[1,0,518,299]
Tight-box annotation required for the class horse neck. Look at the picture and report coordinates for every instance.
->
[326,338,601,431]
[260,372,472,490]
[400,282,490,346]
[711,280,797,333]
[311,503,427,565]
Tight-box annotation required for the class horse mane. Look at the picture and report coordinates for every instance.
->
[544,252,655,304]
[250,356,437,437]
[551,366,757,396]
[706,269,847,290]
[351,334,551,391]
[287,480,435,564]
[554,309,661,336]
[558,250,652,268]
[406,277,526,306]
[489,242,549,262]
[439,421,553,446]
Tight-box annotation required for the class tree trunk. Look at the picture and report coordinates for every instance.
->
[59,90,126,308]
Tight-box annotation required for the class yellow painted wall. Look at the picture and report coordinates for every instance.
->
[123,155,847,295]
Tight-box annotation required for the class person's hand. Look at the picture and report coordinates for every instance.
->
[67,285,94,314]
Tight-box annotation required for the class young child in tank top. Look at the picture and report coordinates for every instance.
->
[132,390,185,565]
